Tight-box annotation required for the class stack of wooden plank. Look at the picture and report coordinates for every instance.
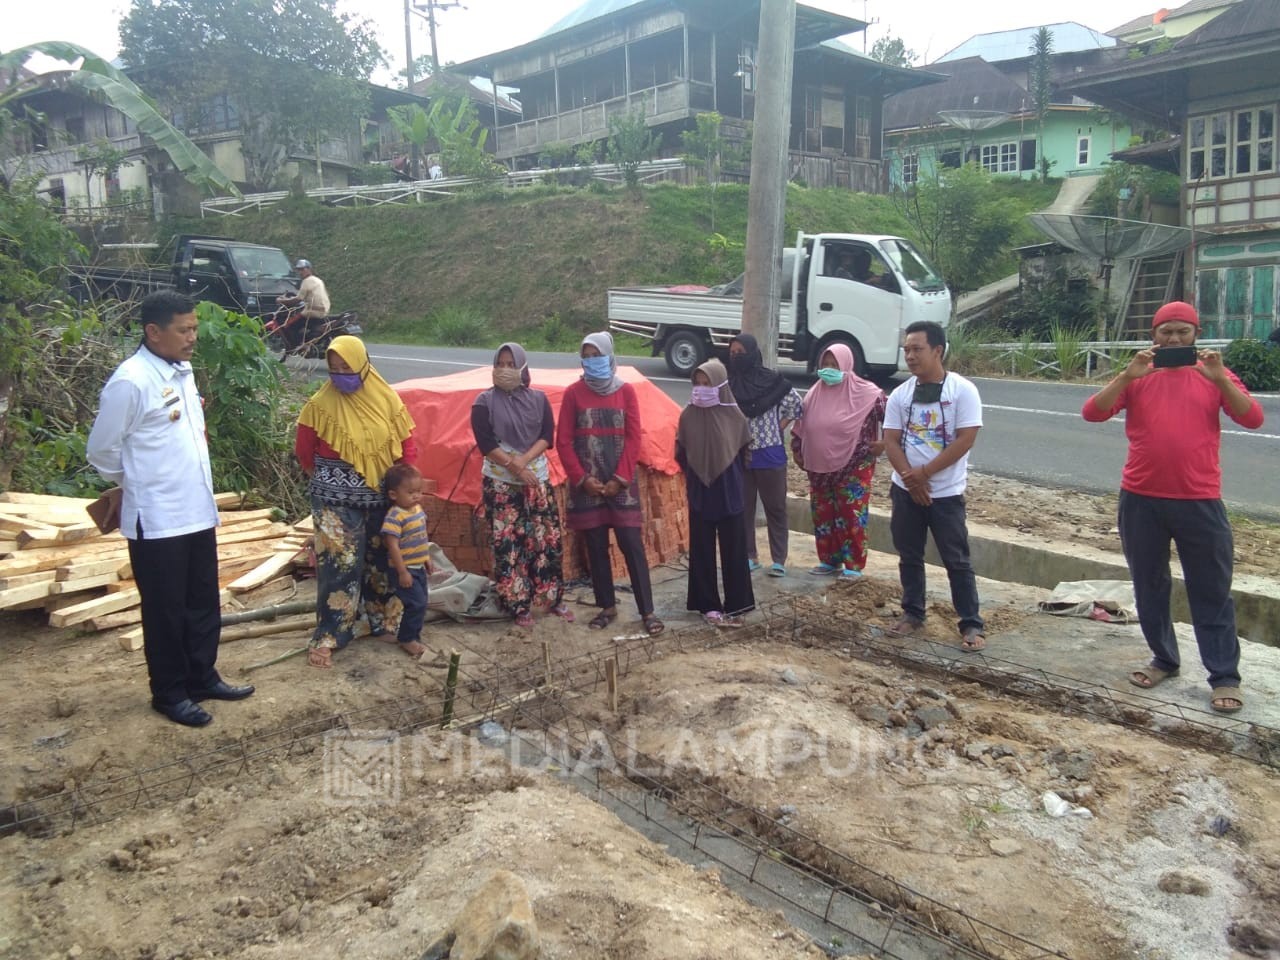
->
[0,492,313,646]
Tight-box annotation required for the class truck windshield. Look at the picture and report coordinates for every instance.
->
[229,245,293,281]
[879,239,946,293]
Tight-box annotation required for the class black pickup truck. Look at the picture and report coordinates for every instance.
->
[68,234,299,319]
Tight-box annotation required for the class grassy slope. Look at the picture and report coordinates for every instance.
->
[167,177,1059,347]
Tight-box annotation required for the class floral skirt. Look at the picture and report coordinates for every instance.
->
[482,475,564,617]
[808,455,876,572]
[309,498,397,650]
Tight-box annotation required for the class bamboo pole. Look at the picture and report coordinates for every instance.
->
[220,599,314,626]
[440,650,462,728]
[240,646,310,674]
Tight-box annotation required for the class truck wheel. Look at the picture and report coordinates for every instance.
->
[663,331,707,377]
[814,337,867,379]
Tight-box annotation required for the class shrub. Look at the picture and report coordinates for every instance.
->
[1223,338,1280,391]
[429,304,489,346]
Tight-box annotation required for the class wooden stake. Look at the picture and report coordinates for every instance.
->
[441,650,462,728]
[220,599,314,626]
[542,640,552,681]
[606,657,618,712]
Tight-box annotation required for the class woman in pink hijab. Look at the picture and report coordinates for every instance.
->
[790,343,886,577]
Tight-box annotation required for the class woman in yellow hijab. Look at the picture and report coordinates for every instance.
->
[295,336,417,668]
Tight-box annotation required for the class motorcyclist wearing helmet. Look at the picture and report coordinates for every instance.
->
[279,259,331,320]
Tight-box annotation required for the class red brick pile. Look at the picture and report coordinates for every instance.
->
[423,466,688,582]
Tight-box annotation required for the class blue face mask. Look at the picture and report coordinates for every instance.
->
[816,367,845,386]
[330,372,363,394]
[582,355,613,379]
[690,385,721,407]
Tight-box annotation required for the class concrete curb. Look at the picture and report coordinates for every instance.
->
[784,493,1280,647]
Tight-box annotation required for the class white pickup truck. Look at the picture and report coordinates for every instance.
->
[608,231,951,377]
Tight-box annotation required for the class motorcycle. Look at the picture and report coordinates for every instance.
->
[263,300,362,361]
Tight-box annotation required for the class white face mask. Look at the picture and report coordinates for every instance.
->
[690,385,721,407]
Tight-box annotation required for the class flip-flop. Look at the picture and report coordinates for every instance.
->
[768,563,786,577]
[1129,665,1179,689]
[1210,686,1244,713]
[549,602,576,623]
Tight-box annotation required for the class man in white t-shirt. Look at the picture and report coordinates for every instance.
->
[882,320,986,650]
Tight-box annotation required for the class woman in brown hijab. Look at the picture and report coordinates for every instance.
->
[675,359,754,626]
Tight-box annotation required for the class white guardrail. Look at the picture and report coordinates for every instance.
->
[972,339,1237,379]
[199,159,687,217]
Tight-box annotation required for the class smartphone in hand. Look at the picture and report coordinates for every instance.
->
[1152,345,1198,368]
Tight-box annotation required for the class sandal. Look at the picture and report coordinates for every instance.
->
[703,611,744,628]
[1210,686,1244,713]
[748,559,763,572]
[768,563,786,577]
[549,602,576,623]
[889,616,923,636]
[1129,664,1179,689]
[809,563,839,576]
[642,613,665,636]
[960,628,986,652]
[839,568,863,579]
[588,609,618,631]
[307,646,333,669]
[514,612,534,629]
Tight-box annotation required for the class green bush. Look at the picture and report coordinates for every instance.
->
[429,304,490,346]
[194,302,307,515]
[1223,338,1280,391]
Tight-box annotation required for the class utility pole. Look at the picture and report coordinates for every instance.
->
[404,0,420,179]
[740,0,796,366]
[420,0,466,76]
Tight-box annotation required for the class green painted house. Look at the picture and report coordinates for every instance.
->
[884,23,1134,186]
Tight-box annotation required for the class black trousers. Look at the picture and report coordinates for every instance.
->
[889,485,983,633]
[394,566,429,644]
[128,526,222,705]
[583,525,654,616]
[1117,490,1241,688]
[689,511,754,616]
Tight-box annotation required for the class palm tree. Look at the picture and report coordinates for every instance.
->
[1,41,239,196]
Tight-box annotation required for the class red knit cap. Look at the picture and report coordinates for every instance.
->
[1152,301,1199,330]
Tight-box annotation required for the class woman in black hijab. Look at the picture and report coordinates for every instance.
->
[726,334,803,578]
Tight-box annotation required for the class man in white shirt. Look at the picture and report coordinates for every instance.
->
[882,320,986,650]
[87,291,254,726]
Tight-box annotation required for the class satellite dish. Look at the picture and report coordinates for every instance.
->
[1027,214,1199,340]
[937,110,1012,132]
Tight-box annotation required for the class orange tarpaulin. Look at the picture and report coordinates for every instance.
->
[395,366,684,506]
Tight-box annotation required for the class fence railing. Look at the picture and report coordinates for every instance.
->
[198,159,688,217]
[972,338,1237,379]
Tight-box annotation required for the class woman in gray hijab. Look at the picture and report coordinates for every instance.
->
[472,342,571,628]
[555,332,664,635]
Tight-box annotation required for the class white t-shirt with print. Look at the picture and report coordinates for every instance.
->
[883,373,983,498]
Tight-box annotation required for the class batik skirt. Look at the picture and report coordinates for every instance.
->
[482,475,565,617]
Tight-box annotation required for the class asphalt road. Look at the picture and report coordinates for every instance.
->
[353,343,1280,522]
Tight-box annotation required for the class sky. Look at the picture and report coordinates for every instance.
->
[5,0,1164,84]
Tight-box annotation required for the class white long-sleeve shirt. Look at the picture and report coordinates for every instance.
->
[86,346,218,539]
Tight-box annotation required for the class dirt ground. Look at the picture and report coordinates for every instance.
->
[3,477,1280,960]
[786,467,1280,581]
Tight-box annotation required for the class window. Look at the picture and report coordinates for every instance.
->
[1077,136,1091,166]
[854,95,871,159]
[980,141,1017,173]
[901,153,919,184]
[821,91,845,151]
[741,42,757,93]
[65,116,86,143]
[1188,111,1230,179]
[1235,108,1275,175]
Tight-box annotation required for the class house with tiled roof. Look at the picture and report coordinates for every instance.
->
[1069,0,1280,339]
[1108,0,1242,45]
[883,23,1134,186]
[451,0,941,192]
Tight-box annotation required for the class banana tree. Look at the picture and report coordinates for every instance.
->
[1,41,240,197]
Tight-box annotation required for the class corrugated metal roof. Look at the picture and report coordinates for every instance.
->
[540,0,647,37]
[1168,0,1240,18]
[883,56,1031,131]
[935,22,1117,63]
[1174,0,1279,45]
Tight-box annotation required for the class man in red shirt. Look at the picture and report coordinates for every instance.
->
[1082,301,1264,713]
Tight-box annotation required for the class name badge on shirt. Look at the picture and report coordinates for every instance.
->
[164,394,181,407]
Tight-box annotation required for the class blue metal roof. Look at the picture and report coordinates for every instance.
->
[540,0,647,37]
[935,22,1117,63]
